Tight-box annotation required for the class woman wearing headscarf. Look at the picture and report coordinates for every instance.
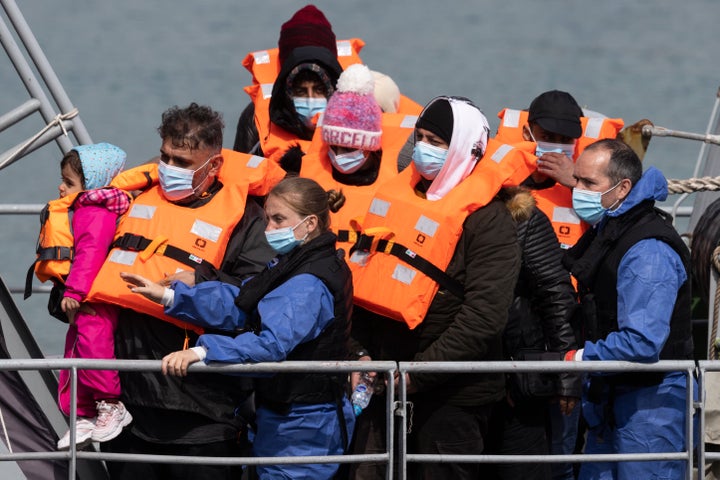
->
[347,96,536,479]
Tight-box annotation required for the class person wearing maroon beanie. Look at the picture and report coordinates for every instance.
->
[277,4,337,66]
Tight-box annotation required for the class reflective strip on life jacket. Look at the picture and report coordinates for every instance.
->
[350,139,536,328]
[86,151,280,333]
[532,184,588,250]
[494,108,624,158]
[301,112,416,257]
[243,38,366,86]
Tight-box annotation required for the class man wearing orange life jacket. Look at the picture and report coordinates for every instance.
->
[495,90,623,480]
[94,103,283,480]
[495,90,624,250]
[347,96,536,480]
[299,64,416,257]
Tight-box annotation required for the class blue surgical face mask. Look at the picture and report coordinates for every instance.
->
[328,149,368,174]
[412,141,448,180]
[536,140,575,159]
[572,182,622,225]
[158,155,214,202]
[526,127,576,159]
[264,216,310,254]
[293,97,327,125]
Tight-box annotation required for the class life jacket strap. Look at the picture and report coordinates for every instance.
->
[36,246,73,262]
[112,233,208,269]
[349,232,465,300]
[336,229,359,245]
[24,246,74,299]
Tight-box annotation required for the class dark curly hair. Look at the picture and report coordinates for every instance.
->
[157,102,224,152]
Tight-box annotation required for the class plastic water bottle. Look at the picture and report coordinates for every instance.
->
[351,372,375,416]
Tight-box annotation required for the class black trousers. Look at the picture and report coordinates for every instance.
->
[102,429,248,480]
[482,398,551,480]
[410,400,491,480]
[345,396,491,480]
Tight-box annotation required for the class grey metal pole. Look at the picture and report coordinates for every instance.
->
[0,10,74,153]
[1,0,92,145]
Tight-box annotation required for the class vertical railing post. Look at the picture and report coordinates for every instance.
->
[68,366,77,480]
[385,366,395,480]
[686,366,695,480]
[398,366,407,480]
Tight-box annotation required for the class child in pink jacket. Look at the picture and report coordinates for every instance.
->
[54,143,133,450]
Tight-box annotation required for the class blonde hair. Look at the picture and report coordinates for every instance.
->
[269,177,345,231]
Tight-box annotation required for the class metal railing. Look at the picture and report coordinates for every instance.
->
[0,357,715,480]
[0,0,91,170]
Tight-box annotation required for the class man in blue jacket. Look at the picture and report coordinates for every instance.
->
[562,138,696,479]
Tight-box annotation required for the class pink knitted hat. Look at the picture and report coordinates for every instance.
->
[322,64,382,151]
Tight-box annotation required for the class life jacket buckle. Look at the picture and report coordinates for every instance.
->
[118,233,145,251]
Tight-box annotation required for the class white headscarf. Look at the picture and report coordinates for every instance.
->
[425,97,489,201]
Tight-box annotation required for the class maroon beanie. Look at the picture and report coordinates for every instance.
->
[278,5,337,66]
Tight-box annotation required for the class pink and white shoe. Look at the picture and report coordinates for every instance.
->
[57,417,96,450]
[91,400,132,443]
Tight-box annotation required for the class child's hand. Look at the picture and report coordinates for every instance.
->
[61,297,80,325]
[162,349,201,377]
[120,272,165,304]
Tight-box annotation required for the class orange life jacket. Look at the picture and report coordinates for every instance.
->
[27,165,158,296]
[86,150,283,333]
[243,38,366,86]
[349,139,537,328]
[495,108,624,248]
[495,108,624,157]
[531,185,585,250]
[300,112,417,255]
[244,38,422,164]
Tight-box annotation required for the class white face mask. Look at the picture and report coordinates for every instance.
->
[412,141,448,180]
[328,149,368,174]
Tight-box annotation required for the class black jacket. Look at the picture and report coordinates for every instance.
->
[114,191,275,444]
[235,231,353,406]
[564,201,694,363]
[505,205,580,398]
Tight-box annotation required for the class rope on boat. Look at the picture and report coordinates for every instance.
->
[712,246,720,360]
[0,108,78,171]
[668,176,720,194]
[0,407,11,453]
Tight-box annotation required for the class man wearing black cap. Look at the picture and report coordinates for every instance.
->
[522,90,583,189]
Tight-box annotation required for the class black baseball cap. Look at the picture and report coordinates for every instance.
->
[528,90,583,139]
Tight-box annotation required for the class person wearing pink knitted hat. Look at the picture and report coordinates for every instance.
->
[322,64,383,173]
[298,63,414,282]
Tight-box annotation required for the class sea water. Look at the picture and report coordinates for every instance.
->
[1,0,720,355]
